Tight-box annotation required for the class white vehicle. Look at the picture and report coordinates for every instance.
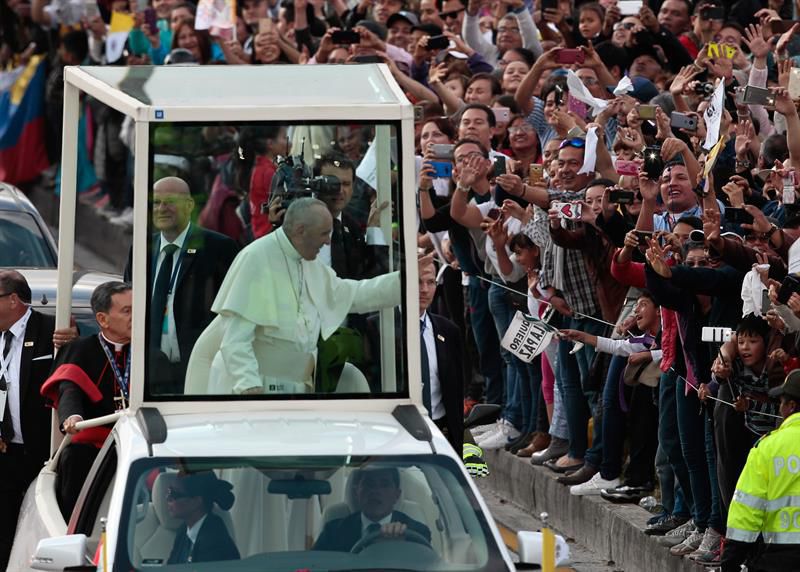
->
[11,64,568,571]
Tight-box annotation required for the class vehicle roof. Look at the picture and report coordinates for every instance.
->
[115,409,454,462]
[0,182,41,215]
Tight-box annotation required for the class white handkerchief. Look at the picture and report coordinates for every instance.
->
[566,70,608,114]
[32,354,53,361]
[577,127,599,175]
[613,76,634,96]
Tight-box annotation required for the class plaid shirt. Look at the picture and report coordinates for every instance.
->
[536,189,599,317]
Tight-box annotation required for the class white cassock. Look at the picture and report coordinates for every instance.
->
[207,227,400,394]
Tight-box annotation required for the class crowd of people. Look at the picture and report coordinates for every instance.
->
[5,0,800,570]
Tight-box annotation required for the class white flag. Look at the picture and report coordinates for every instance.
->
[500,311,555,363]
[566,70,608,115]
[613,75,634,96]
[704,80,725,150]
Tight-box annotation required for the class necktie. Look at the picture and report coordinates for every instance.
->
[420,319,432,415]
[365,522,381,536]
[330,218,347,277]
[1,330,15,440]
[151,244,180,348]
[174,533,193,563]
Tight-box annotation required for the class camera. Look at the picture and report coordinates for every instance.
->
[268,154,342,215]
[693,82,715,96]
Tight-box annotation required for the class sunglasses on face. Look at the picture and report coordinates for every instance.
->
[439,8,464,19]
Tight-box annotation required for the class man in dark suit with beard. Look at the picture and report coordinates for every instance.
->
[0,270,57,569]
[124,176,238,395]
[313,467,431,552]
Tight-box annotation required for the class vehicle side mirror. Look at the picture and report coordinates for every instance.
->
[464,403,501,430]
[31,534,92,571]
[515,530,570,568]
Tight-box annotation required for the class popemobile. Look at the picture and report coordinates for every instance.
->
[9,64,569,571]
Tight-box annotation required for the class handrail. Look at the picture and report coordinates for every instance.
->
[46,412,124,471]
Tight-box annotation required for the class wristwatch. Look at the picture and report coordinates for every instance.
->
[735,159,752,171]
[767,223,780,239]
[456,183,471,194]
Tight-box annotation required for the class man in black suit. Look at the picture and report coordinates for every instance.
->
[314,467,431,552]
[0,270,56,569]
[418,258,465,455]
[314,152,389,280]
[124,176,239,395]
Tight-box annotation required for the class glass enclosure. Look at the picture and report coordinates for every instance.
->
[143,120,406,400]
[117,455,505,571]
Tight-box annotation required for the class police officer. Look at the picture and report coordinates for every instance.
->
[721,369,800,572]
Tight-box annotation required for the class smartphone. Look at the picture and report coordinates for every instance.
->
[742,85,775,108]
[778,275,800,305]
[426,34,450,51]
[726,207,754,225]
[700,5,725,21]
[701,326,732,343]
[617,0,642,15]
[615,160,639,176]
[352,54,383,64]
[555,49,584,65]
[413,105,423,123]
[331,30,360,45]
[638,105,657,120]
[259,18,273,34]
[643,145,664,180]
[144,7,158,35]
[609,189,636,204]
[553,85,564,107]
[634,230,653,248]
[493,156,507,178]
[761,288,772,315]
[567,95,588,120]
[529,163,544,184]
[771,20,800,34]
[431,160,452,178]
[431,143,454,160]
[789,68,800,101]
[552,201,582,220]
[668,112,697,132]
[540,0,558,11]
[487,207,502,220]
[492,106,510,124]
[784,176,797,204]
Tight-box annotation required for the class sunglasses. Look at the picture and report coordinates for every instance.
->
[166,487,192,501]
[559,137,586,149]
[439,8,464,19]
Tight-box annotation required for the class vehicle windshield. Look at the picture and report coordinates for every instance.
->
[143,121,406,401]
[118,455,505,571]
[0,211,56,267]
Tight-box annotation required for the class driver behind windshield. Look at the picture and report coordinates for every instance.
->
[313,467,431,551]
[166,471,240,565]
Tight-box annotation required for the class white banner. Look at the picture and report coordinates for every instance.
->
[500,311,556,363]
[704,80,725,150]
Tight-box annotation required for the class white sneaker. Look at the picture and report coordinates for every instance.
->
[569,472,621,496]
[687,527,721,560]
[478,420,521,450]
[472,420,501,437]
[670,530,704,556]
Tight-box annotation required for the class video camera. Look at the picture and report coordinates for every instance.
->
[265,148,342,216]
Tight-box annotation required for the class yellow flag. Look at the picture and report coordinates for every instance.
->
[109,11,135,33]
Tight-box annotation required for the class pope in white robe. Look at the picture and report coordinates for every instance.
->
[202,198,400,395]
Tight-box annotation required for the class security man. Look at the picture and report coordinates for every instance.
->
[721,369,800,572]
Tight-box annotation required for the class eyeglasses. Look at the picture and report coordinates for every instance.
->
[166,487,192,501]
[497,26,521,34]
[508,125,535,135]
[439,8,464,19]
[559,138,586,149]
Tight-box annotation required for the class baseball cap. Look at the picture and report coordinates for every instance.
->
[769,369,800,400]
[355,20,388,41]
[387,10,419,28]
[606,75,658,103]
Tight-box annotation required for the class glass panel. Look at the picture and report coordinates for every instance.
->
[0,211,57,267]
[145,121,405,399]
[80,65,401,108]
[118,456,504,571]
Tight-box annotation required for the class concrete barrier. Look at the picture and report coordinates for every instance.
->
[484,450,705,572]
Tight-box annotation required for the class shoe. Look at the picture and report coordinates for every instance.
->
[517,432,550,458]
[78,186,103,204]
[646,511,667,526]
[655,520,696,547]
[544,456,584,474]
[530,437,568,465]
[506,432,532,453]
[669,530,705,555]
[463,397,479,417]
[600,482,654,504]
[477,419,521,450]
[687,528,722,561]
[644,514,690,536]
[472,420,501,438]
[691,545,721,565]
[568,471,619,495]
[93,193,110,209]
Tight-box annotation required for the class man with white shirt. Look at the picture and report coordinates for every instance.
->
[0,270,56,569]
[313,466,431,551]
[124,176,238,395]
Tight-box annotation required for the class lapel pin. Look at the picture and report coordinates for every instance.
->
[437,334,445,342]
[24,341,34,347]
[187,248,197,254]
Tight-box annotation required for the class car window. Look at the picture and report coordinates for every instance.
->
[142,121,407,402]
[0,211,57,267]
[70,438,118,556]
[117,455,506,571]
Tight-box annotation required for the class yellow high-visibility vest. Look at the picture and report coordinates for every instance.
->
[727,412,800,544]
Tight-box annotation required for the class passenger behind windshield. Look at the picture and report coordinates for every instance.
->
[204,197,400,394]
[166,471,240,565]
[313,466,431,552]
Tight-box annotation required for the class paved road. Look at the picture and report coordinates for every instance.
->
[50,225,120,275]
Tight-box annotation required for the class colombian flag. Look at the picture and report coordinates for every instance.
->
[0,55,50,184]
